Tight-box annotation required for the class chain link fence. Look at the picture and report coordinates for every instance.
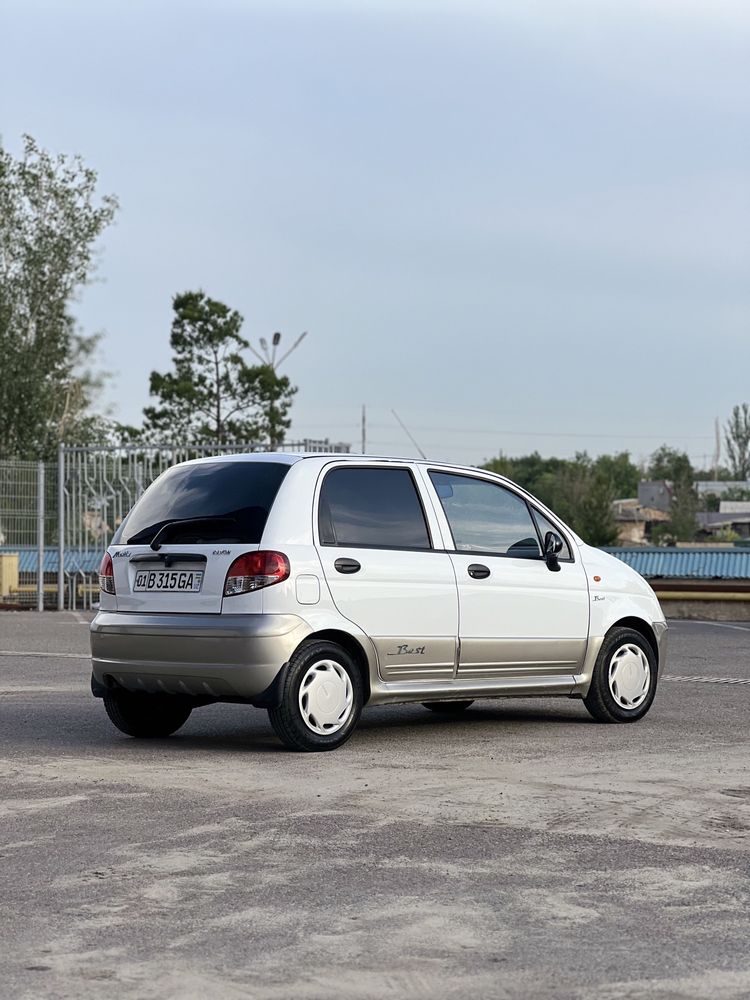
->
[0,439,350,611]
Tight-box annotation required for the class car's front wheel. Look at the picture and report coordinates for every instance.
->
[268,641,364,751]
[102,689,193,737]
[583,627,658,723]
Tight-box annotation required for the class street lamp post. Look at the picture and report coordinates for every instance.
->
[248,330,307,450]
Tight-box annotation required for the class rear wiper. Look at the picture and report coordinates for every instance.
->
[127,516,238,550]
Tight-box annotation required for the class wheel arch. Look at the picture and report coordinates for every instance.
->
[608,616,659,664]
[293,628,373,703]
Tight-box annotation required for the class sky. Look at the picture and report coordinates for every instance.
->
[2,0,749,467]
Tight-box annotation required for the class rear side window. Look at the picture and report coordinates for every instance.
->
[113,462,290,545]
[319,467,431,549]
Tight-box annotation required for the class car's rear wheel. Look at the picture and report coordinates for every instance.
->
[583,627,658,723]
[268,640,364,752]
[422,700,474,714]
[102,689,193,738]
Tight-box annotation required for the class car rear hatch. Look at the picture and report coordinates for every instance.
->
[108,459,290,614]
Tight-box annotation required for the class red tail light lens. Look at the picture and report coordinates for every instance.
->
[224,551,290,597]
[99,552,116,594]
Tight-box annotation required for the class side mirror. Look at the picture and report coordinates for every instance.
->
[543,531,563,571]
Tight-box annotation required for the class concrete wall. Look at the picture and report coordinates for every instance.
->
[659,599,750,622]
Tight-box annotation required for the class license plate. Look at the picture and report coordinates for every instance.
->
[133,569,204,593]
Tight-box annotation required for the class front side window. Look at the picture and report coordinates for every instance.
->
[430,471,540,557]
[531,508,572,560]
[319,467,431,549]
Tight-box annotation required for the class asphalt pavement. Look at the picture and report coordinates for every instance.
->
[0,613,748,1000]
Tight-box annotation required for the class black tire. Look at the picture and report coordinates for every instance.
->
[583,627,658,723]
[422,700,474,714]
[103,689,193,738]
[268,640,364,752]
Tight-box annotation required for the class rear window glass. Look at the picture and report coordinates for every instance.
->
[319,467,431,549]
[113,462,290,545]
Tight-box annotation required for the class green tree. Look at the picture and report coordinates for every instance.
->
[667,486,698,542]
[647,445,693,484]
[0,135,117,458]
[483,451,568,500]
[555,454,619,546]
[647,445,697,542]
[725,403,750,480]
[142,291,296,447]
[592,452,640,499]
[694,465,733,481]
[577,472,619,546]
[483,451,618,545]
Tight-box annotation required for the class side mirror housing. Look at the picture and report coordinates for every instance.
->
[543,531,563,571]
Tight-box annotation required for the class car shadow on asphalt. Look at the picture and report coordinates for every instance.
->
[2,698,594,758]
[359,701,592,728]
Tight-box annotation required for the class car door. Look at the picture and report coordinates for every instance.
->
[424,470,589,679]
[314,464,459,682]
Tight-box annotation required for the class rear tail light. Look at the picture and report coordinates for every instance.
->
[224,551,290,597]
[99,552,116,594]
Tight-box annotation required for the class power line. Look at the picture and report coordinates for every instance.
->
[361,438,719,462]
[289,419,713,442]
[365,423,714,441]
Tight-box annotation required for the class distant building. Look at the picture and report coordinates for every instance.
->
[638,481,673,513]
[696,511,750,540]
[613,480,750,545]
[694,492,750,540]
[612,496,670,546]
[719,501,750,514]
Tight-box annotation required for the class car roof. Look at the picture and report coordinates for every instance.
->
[178,451,489,476]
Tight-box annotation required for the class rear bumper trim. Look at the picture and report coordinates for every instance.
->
[90,611,305,639]
[89,611,311,700]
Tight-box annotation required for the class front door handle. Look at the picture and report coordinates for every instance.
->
[334,557,361,574]
[468,563,490,580]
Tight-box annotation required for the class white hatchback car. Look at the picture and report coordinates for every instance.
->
[91,453,667,751]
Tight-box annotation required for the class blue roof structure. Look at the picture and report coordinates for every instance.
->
[0,547,102,574]
[4,545,750,580]
[605,547,750,580]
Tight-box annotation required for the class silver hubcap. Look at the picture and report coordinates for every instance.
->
[608,643,651,709]
[298,659,353,735]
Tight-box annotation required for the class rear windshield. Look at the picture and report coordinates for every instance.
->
[112,462,290,545]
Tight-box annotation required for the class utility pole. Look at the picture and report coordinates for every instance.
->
[712,417,721,481]
[361,405,366,454]
[248,331,307,450]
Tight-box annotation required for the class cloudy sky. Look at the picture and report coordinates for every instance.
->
[3,0,749,466]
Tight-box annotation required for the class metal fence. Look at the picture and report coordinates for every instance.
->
[0,460,58,609]
[0,439,350,611]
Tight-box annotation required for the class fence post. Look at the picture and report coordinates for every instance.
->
[57,443,65,611]
[36,461,45,612]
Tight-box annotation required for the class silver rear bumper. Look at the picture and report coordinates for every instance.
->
[90,611,311,700]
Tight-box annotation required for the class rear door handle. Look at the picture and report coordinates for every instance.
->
[468,563,490,580]
[334,558,361,574]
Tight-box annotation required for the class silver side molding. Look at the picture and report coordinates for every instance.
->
[368,672,577,706]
